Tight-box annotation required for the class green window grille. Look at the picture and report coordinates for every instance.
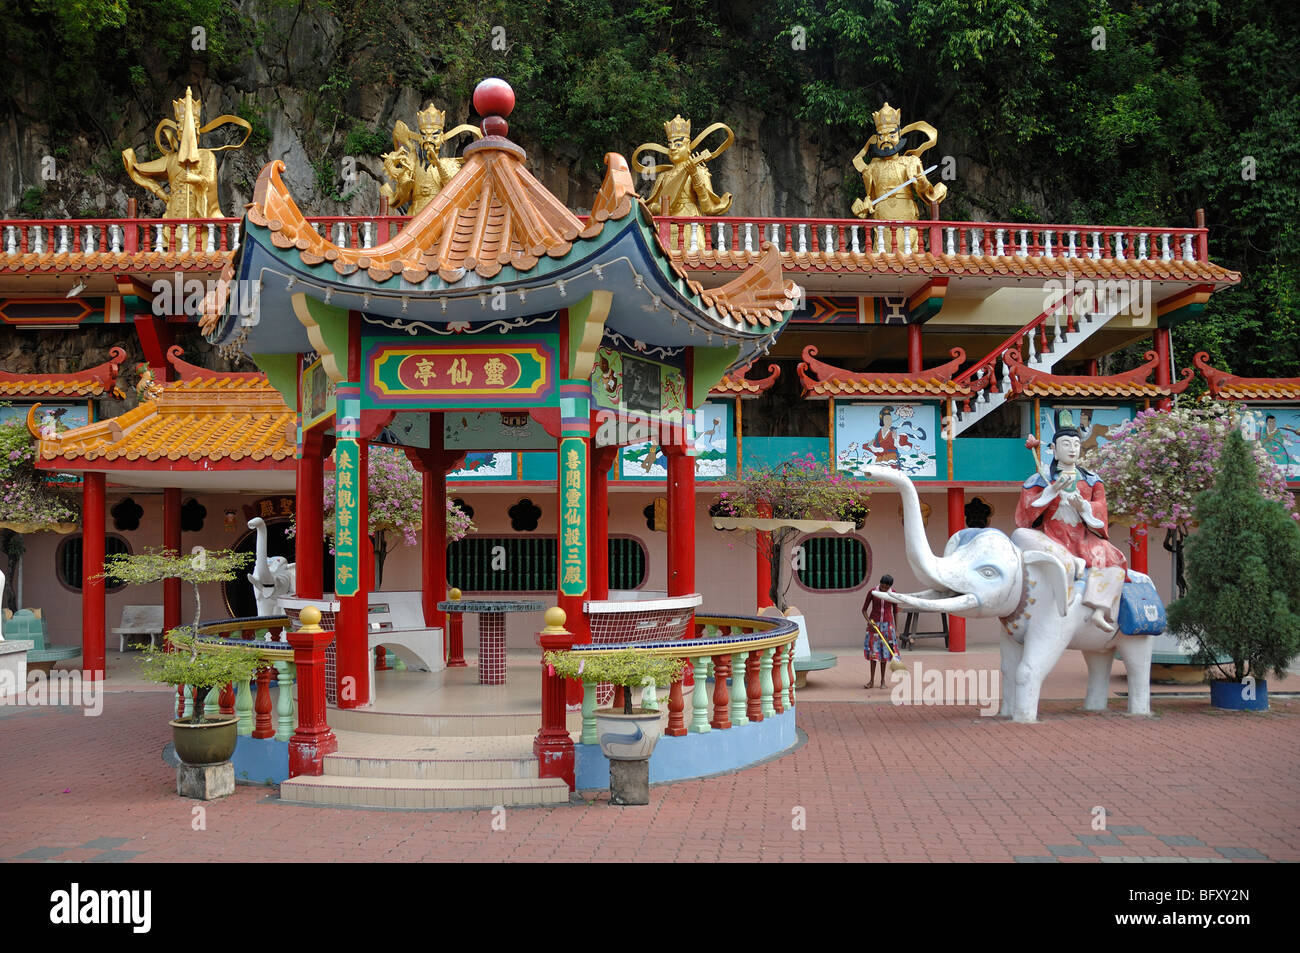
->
[446,536,647,592]
[57,534,132,592]
[794,536,869,591]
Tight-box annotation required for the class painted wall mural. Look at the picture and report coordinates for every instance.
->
[1039,405,1135,455]
[450,451,515,479]
[835,402,938,477]
[1240,406,1300,478]
[620,401,730,480]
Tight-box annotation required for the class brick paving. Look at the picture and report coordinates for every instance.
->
[0,689,1296,863]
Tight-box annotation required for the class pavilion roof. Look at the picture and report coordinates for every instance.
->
[1005,349,1193,399]
[710,362,781,398]
[1194,351,1300,401]
[796,345,972,399]
[37,346,294,469]
[0,346,126,399]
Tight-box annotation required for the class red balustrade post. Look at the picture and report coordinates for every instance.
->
[253,667,274,739]
[947,487,967,652]
[534,608,576,790]
[711,655,731,730]
[374,646,388,670]
[445,590,467,666]
[666,664,687,737]
[218,682,235,716]
[746,651,762,722]
[771,645,785,714]
[287,607,338,778]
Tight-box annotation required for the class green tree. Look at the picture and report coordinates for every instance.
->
[1167,431,1300,682]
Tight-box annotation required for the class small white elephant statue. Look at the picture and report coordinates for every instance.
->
[864,465,1157,722]
[247,517,296,618]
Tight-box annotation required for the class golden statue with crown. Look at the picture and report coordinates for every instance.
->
[633,115,734,218]
[122,87,251,219]
[380,103,482,215]
[852,102,947,251]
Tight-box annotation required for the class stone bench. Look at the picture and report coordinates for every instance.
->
[112,604,166,652]
[366,591,443,673]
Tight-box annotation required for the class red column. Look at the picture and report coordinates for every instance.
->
[287,607,338,777]
[589,446,617,600]
[162,487,181,636]
[295,431,324,599]
[755,501,773,609]
[336,439,370,708]
[665,445,696,596]
[534,609,576,790]
[1130,524,1149,575]
[82,472,106,680]
[946,486,966,652]
[421,466,448,627]
[1153,326,1173,411]
[907,323,923,374]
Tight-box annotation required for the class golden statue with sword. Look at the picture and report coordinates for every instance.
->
[851,103,947,252]
[122,87,251,220]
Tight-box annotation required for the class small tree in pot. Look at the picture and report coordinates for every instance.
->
[1167,431,1300,710]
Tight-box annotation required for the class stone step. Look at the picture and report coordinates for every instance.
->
[328,706,546,738]
[279,774,571,810]
[325,730,543,781]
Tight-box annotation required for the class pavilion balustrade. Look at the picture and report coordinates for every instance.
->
[179,616,296,742]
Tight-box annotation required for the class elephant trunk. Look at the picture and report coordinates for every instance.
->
[248,517,275,585]
[862,465,946,590]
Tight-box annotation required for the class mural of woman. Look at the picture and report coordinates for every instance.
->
[868,406,911,464]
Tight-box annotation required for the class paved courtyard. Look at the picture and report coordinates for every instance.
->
[1,655,1296,863]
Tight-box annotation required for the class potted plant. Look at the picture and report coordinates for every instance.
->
[102,547,260,794]
[544,649,686,805]
[1166,432,1300,711]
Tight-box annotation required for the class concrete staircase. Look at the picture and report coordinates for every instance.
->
[278,709,572,809]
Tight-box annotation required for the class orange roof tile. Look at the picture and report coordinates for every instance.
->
[0,346,126,398]
[670,247,1239,285]
[38,370,294,467]
[710,362,781,397]
[1006,348,1192,399]
[0,250,231,274]
[1194,351,1300,400]
[797,345,972,399]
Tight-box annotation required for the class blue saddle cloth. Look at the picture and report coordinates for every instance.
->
[1118,580,1166,635]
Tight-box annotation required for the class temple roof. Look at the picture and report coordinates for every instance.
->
[710,362,780,398]
[0,346,126,399]
[1006,349,1193,399]
[203,139,797,370]
[37,346,294,474]
[796,345,972,399]
[1194,351,1300,401]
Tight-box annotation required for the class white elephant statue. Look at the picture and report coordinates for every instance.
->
[864,465,1158,723]
[247,517,296,618]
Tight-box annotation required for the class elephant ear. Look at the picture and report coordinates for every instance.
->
[1023,550,1071,617]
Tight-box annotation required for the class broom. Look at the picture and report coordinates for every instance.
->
[868,620,908,675]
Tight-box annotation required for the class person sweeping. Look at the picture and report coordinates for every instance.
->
[862,574,905,688]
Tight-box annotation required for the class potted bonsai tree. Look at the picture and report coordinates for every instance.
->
[1167,431,1300,711]
[103,546,262,794]
[543,648,686,805]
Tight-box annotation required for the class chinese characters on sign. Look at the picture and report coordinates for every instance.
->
[365,338,558,408]
[334,439,361,596]
[559,439,587,596]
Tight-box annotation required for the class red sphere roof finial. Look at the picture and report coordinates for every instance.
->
[474,78,515,138]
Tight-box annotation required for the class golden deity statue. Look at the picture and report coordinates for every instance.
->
[633,115,734,218]
[122,87,251,219]
[380,103,482,215]
[851,103,947,251]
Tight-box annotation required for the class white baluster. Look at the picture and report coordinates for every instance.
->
[717,223,727,253]
[1027,329,1038,363]
[335,222,347,248]
[1138,233,1148,259]
[1043,230,1054,257]
[1067,231,1077,258]
[999,357,1010,393]
[994,228,1005,256]
[154,224,165,252]
[1161,233,1172,261]
[1090,231,1101,259]
[823,224,832,253]
[945,227,956,256]
[32,226,45,254]
[83,225,95,253]
[744,222,754,253]
[1114,232,1125,261]
[970,229,981,255]
[4,226,15,254]
[1017,229,1028,257]
[57,225,69,253]
[902,227,912,255]
[797,223,807,254]
[231,222,241,251]
[363,221,373,249]
[1183,234,1194,261]
[875,225,886,254]
[688,223,699,254]
[111,224,123,253]
[1054,311,1064,345]
[206,223,216,253]
[771,223,781,249]
[850,225,860,254]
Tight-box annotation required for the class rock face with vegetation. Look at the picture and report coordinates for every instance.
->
[0,0,1295,376]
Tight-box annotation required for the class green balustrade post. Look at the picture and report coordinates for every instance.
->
[581,680,598,745]
[274,660,295,742]
[181,684,192,720]
[729,651,748,726]
[204,683,221,719]
[235,676,254,736]
[760,647,776,718]
[689,656,711,733]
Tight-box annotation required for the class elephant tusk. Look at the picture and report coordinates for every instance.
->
[885,592,981,615]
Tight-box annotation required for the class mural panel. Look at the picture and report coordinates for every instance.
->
[835,402,939,477]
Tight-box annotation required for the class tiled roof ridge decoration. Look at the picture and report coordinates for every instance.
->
[796,344,972,398]
[1004,347,1193,398]
[36,361,294,466]
[0,345,126,398]
[164,344,266,382]
[668,246,1240,285]
[0,249,234,275]
[1194,350,1300,400]
[711,362,781,397]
